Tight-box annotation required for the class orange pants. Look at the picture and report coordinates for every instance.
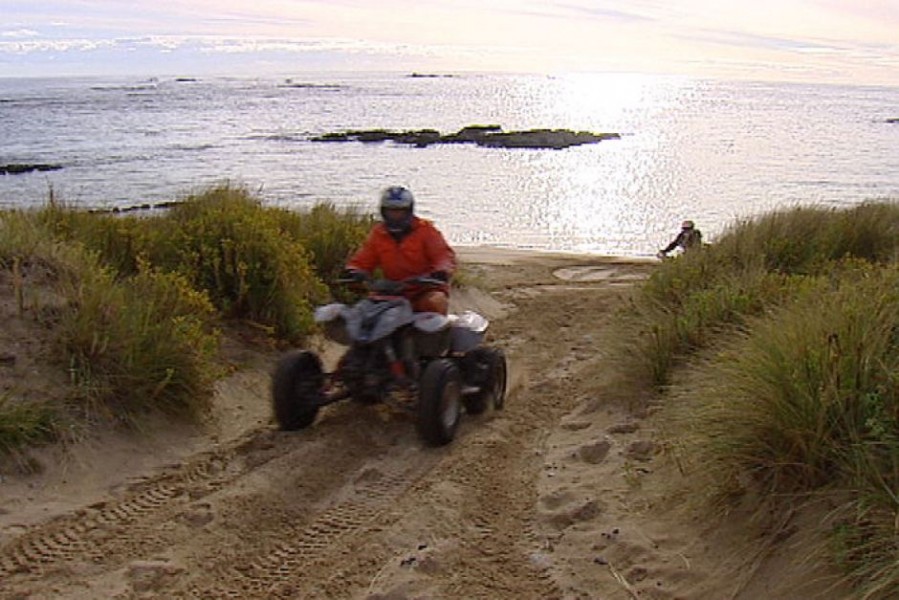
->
[411,290,449,314]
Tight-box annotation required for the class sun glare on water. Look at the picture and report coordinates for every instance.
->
[479,73,698,255]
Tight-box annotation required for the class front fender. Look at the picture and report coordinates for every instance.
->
[345,299,415,343]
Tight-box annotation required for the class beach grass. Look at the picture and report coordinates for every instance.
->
[605,201,899,598]
[665,265,899,598]
[612,202,899,391]
[0,394,57,457]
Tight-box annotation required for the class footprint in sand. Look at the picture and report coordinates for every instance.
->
[128,559,185,593]
[540,496,604,530]
[577,439,612,464]
[624,440,657,462]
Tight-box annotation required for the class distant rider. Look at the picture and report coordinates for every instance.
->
[658,220,702,258]
[345,186,456,314]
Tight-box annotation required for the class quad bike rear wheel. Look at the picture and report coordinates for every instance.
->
[272,350,324,430]
[462,347,508,414]
[417,358,462,446]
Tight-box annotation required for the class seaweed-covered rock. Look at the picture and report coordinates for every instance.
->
[310,125,619,149]
[393,129,442,147]
[475,129,618,149]
[407,73,456,78]
[445,125,503,142]
[1,163,63,175]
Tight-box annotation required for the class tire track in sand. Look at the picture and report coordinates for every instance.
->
[0,403,430,599]
[187,451,442,599]
[0,441,247,581]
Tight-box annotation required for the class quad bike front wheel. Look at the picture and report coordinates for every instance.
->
[487,348,508,410]
[272,350,324,431]
[417,358,462,446]
[462,347,508,414]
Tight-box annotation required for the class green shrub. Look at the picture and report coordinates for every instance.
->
[1,209,221,428]
[0,186,379,451]
[30,186,367,341]
[35,201,143,276]
[128,186,329,341]
[272,201,373,286]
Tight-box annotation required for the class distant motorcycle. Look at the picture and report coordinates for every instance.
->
[271,275,507,446]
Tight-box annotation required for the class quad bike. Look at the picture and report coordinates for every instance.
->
[271,276,507,446]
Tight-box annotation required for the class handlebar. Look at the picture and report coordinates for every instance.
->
[335,275,446,295]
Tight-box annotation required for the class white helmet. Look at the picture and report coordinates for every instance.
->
[379,186,415,234]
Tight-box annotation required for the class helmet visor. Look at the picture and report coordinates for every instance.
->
[382,207,413,233]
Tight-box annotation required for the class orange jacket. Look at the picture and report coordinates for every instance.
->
[347,217,456,293]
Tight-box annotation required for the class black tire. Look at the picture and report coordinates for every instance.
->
[489,348,508,410]
[416,359,462,446]
[271,350,323,431]
[462,347,508,414]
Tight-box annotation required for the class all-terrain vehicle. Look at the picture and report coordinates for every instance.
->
[271,276,507,446]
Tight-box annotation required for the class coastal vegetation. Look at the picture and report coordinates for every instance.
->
[608,201,899,599]
[0,185,371,450]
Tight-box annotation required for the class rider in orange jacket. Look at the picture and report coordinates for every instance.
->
[346,186,456,314]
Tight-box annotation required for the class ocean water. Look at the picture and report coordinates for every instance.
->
[1,72,897,257]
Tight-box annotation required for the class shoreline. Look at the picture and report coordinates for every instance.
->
[455,244,660,266]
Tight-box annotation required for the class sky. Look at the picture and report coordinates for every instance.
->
[1,1,898,86]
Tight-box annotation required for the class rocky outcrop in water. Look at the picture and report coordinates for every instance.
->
[311,125,620,149]
[407,73,456,78]
[88,200,182,214]
[1,163,63,175]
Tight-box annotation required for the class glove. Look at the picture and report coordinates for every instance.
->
[429,270,448,282]
[342,268,368,283]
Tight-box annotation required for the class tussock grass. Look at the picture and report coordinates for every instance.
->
[612,203,899,392]
[0,395,57,455]
[669,266,899,489]
[666,266,899,598]
[606,201,899,598]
